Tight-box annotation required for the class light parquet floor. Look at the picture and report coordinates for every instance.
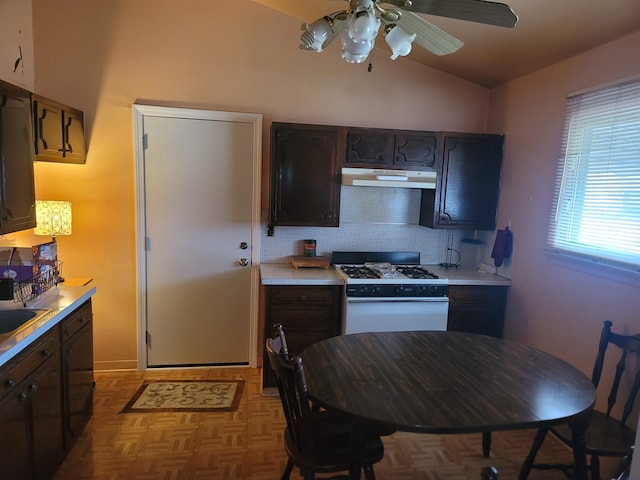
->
[54,367,616,480]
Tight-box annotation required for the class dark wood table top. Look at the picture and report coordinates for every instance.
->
[302,331,596,435]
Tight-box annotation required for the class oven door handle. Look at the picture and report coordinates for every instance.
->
[346,297,449,303]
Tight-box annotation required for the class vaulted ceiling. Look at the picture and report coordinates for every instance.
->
[253,0,640,87]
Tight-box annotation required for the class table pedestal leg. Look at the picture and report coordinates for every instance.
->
[348,423,365,479]
[482,432,492,458]
[569,416,589,480]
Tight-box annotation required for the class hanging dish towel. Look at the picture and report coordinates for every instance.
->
[491,226,513,268]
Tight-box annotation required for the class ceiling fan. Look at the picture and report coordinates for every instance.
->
[300,0,518,64]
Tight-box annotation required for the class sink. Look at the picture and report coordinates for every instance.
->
[0,309,50,335]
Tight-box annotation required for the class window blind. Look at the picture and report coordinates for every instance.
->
[547,77,640,271]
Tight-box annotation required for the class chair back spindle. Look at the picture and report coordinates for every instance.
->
[591,320,640,425]
[273,323,290,360]
[265,323,384,480]
[266,334,314,453]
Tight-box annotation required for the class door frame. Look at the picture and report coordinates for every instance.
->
[132,104,262,370]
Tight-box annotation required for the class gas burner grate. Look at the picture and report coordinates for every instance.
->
[340,265,379,279]
[396,266,439,280]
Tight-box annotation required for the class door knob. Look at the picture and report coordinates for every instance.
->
[239,258,249,267]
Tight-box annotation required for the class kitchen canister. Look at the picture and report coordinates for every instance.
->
[459,238,483,268]
[303,239,317,257]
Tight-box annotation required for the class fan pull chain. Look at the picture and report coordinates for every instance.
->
[368,62,373,72]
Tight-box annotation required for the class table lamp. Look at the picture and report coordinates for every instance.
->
[34,200,72,241]
[34,200,72,283]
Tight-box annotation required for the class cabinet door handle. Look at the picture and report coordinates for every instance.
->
[29,382,38,392]
[78,316,86,323]
[5,379,14,388]
[41,349,50,357]
[64,121,74,154]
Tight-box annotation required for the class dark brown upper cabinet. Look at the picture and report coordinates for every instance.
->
[33,95,86,164]
[0,79,36,234]
[269,123,342,233]
[345,127,437,171]
[420,133,503,230]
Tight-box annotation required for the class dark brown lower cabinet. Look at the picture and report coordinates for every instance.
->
[61,300,94,450]
[0,387,29,479]
[0,299,94,479]
[0,325,64,480]
[29,349,65,479]
[262,285,341,388]
[447,285,508,338]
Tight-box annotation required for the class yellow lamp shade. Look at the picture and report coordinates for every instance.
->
[34,200,72,237]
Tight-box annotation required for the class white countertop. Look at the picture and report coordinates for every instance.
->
[0,282,97,366]
[428,265,511,286]
[260,263,510,286]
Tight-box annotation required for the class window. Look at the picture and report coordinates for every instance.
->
[547,77,640,272]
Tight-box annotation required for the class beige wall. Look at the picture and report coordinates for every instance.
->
[15,0,491,369]
[488,31,640,415]
[12,0,640,387]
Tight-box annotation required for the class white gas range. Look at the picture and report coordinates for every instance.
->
[332,251,449,335]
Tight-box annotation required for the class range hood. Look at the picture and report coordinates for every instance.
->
[341,167,437,189]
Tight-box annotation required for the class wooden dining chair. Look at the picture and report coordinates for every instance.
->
[519,320,640,479]
[266,324,385,480]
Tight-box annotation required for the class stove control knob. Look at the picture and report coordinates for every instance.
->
[417,285,427,296]
[359,285,369,296]
[371,285,381,296]
[395,285,404,295]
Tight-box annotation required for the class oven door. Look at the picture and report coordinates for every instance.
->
[343,297,449,334]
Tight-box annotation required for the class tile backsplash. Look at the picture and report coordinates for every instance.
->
[260,186,468,265]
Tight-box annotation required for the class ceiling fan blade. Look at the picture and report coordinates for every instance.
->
[385,0,518,28]
[388,11,463,56]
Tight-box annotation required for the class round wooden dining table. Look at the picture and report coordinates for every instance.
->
[302,331,596,480]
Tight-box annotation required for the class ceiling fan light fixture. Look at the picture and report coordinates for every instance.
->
[341,30,374,63]
[384,24,416,60]
[300,16,334,51]
[300,0,513,63]
[346,1,380,44]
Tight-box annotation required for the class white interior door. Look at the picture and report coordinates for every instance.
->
[133,106,261,367]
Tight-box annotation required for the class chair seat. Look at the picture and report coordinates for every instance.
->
[284,410,385,473]
[550,410,636,457]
